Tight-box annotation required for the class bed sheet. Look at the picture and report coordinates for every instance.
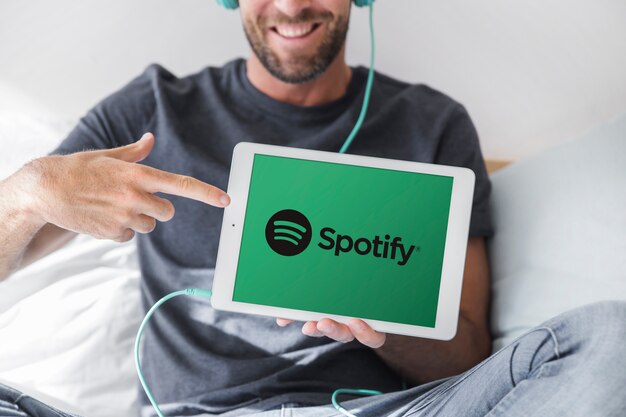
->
[0,233,141,417]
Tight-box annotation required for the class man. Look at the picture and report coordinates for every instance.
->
[1,1,625,416]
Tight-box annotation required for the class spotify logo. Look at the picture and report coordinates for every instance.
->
[265,209,312,256]
[266,209,418,265]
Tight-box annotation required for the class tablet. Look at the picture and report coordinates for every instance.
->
[212,142,475,340]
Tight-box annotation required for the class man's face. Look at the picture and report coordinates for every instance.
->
[241,0,351,84]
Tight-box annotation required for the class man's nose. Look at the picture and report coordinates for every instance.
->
[273,0,314,18]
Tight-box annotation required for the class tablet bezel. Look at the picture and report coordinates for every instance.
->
[212,142,475,340]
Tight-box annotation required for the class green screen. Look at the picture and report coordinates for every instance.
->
[232,154,453,327]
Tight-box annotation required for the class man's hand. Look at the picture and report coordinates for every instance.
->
[276,317,386,349]
[18,132,231,242]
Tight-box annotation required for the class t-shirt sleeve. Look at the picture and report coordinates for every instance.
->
[50,65,157,155]
[434,104,494,238]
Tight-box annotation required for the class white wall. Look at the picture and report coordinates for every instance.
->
[1,0,625,160]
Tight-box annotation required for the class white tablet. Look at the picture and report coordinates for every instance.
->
[212,142,475,340]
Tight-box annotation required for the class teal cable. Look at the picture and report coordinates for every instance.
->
[134,288,213,417]
[339,0,376,154]
[135,290,386,417]
[334,2,383,412]
[332,388,384,417]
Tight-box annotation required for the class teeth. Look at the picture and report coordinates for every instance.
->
[275,23,315,38]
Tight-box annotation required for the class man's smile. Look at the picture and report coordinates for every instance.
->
[270,22,322,39]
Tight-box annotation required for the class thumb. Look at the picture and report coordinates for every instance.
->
[107,132,155,163]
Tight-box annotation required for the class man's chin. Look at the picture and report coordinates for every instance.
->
[268,68,323,84]
[265,57,326,84]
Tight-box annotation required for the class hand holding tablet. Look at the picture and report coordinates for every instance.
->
[212,142,475,340]
[278,317,387,348]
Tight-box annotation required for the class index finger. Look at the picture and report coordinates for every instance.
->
[140,166,230,207]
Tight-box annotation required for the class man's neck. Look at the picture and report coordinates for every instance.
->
[246,50,352,107]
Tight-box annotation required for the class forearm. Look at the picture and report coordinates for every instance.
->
[373,313,492,385]
[0,170,47,281]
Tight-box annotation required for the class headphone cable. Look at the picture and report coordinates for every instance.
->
[339,0,376,154]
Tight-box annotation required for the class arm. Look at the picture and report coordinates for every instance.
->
[278,236,492,384]
[0,174,77,280]
[0,171,61,280]
[0,133,231,283]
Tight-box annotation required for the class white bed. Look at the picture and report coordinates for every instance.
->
[1,112,624,417]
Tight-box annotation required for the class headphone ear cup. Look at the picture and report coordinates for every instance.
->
[353,0,374,7]
[216,0,239,10]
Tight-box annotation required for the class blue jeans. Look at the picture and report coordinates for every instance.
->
[2,301,626,417]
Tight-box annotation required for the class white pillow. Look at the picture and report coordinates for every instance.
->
[0,112,74,180]
[0,235,140,417]
[488,113,626,350]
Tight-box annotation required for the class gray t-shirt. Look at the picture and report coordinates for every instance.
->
[51,58,493,416]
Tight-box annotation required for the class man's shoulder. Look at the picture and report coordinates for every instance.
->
[363,68,465,120]
[363,67,463,111]
[94,59,242,126]
[132,58,241,94]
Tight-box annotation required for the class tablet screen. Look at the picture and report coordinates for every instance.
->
[232,153,454,328]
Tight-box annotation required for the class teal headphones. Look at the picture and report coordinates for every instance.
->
[215,0,373,10]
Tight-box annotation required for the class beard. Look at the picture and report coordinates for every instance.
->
[243,8,349,84]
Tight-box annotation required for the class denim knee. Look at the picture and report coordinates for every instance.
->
[550,300,626,360]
